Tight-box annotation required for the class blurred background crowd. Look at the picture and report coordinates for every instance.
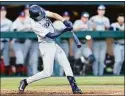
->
[0,2,125,76]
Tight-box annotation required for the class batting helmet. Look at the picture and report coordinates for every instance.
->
[29,5,46,21]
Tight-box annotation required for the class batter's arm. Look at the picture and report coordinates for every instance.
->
[46,27,72,39]
[46,11,65,21]
[46,11,73,28]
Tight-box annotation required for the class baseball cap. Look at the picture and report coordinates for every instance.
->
[62,11,70,16]
[24,5,30,9]
[98,5,106,10]
[19,12,25,17]
[0,6,6,11]
[81,12,89,18]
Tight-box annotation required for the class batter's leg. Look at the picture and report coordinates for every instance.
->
[57,41,69,76]
[55,44,73,76]
[55,44,82,94]
[19,42,57,93]
[60,40,69,57]
[26,43,56,84]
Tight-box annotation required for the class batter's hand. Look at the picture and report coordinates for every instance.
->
[64,26,73,32]
[63,20,73,28]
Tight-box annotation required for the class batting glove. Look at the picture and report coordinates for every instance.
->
[63,20,73,28]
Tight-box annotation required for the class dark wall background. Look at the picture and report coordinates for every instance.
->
[4,4,125,23]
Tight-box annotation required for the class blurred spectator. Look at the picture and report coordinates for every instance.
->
[23,5,39,76]
[90,5,110,75]
[73,12,95,75]
[111,14,124,75]
[0,6,12,75]
[11,11,31,76]
[53,11,70,76]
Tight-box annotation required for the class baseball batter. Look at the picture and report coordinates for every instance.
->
[18,5,82,94]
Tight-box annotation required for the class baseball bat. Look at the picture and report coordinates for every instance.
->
[71,31,82,48]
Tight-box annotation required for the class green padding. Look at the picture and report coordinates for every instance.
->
[1,31,124,39]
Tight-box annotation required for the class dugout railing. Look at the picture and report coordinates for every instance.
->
[1,31,125,40]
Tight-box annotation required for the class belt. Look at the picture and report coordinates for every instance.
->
[114,42,124,46]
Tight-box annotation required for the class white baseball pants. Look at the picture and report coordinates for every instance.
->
[26,42,73,84]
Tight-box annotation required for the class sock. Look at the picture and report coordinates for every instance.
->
[67,76,78,91]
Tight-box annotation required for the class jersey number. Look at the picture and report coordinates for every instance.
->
[43,22,50,28]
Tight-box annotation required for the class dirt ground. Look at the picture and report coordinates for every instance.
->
[1,85,124,96]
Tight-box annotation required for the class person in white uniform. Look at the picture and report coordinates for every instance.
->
[0,6,12,75]
[53,11,70,76]
[23,5,39,76]
[111,14,125,75]
[73,12,95,75]
[11,12,31,76]
[18,5,82,94]
[90,5,110,76]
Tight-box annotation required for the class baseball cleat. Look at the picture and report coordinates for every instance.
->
[72,87,83,94]
[18,79,28,93]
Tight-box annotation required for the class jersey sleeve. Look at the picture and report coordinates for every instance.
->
[45,11,52,17]
[30,20,50,37]
[53,20,66,30]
